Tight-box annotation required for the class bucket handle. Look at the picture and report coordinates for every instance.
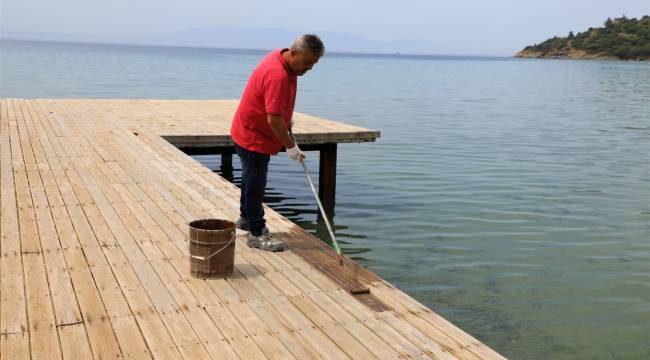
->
[187,233,235,261]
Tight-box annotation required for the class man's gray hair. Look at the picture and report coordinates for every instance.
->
[291,34,325,57]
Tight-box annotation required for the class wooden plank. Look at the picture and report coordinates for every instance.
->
[94,127,278,357]
[22,252,61,358]
[271,250,463,359]
[111,184,264,359]
[10,100,62,359]
[121,148,297,360]
[110,97,496,358]
[100,97,380,145]
[154,135,368,281]
[209,268,330,356]
[18,100,82,327]
[239,248,426,360]
[242,244,433,358]
[148,259,240,360]
[31,99,160,359]
[288,294,378,359]
[199,300,270,360]
[111,150,319,360]
[127,116,392,338]
[55,100,208,359]
[211,261,333,360]
[28,99,129,359]
[91,164,240,360]
[369,281,507,360]
[217,269,325,360]
[233,294,324,359]
[0,99,504,360]
[0,100,30,358]
[11,139,40,255]
[272,231,391,312]
[57,323,94,360]
[72,160,178,314]
[266,296,350,360]
[234,249,389,359]
[375,308,462,360]
[0,332,30,359]
[174,164,391,311]
[62,99,239,356]
[275,248,458,359]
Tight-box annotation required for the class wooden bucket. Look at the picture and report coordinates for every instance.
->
[188,219,236,278]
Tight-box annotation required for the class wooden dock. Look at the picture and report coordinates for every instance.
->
[0,99,505,359]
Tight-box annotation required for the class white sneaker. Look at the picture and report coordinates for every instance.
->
[246,232,286,252]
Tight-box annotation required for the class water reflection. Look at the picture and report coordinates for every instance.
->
[192,154,372,262]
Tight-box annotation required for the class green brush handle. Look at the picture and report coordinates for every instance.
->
[332,241,342,255]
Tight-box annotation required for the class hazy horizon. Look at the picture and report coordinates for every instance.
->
[1,0,648,56]
[0,37,514,58]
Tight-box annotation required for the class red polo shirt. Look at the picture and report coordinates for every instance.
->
[230,49,297,155]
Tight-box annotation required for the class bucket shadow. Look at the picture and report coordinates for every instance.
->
[230,263,260,278]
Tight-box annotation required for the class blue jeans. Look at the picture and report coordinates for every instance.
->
[234,142,270,236]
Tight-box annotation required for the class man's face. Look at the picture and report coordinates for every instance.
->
[289,50,320,76]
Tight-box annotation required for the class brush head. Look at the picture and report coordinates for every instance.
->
[350,288,371,295]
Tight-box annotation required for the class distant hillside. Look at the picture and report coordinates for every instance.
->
[515,16,650,61]
[0,27,399,55]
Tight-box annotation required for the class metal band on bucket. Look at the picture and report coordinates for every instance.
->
[187,233,235,261]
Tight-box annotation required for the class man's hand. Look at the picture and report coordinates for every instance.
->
[268,114,305,163]
[286,144,306,163]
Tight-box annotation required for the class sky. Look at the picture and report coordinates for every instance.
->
[1,0,648,56]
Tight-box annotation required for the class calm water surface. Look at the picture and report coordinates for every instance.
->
[2,40,649,359]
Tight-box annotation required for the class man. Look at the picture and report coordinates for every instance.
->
[230,34,324,252]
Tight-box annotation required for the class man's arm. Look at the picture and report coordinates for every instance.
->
[267,114,305,162]
[267,114,295,149]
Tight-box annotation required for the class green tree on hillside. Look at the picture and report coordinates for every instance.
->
[520,15,650,60]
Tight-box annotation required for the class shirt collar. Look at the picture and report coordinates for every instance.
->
[277,48,296,77]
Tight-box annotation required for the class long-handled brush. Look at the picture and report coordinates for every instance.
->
[297,157,370,295]
[299,158,344,264]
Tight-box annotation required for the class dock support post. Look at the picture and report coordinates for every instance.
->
[221,153,233,182]
[318,143,337,217]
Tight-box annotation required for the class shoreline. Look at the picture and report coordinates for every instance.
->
[514,50,650,62]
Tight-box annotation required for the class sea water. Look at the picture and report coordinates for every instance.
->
[2,39,649,359]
